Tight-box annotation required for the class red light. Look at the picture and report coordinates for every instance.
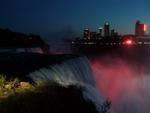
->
[141,24,147,32]
[123,39,133,45]
[144,24,147,32]
[126,40,132,44]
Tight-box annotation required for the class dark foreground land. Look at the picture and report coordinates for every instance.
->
[0,83,100,113]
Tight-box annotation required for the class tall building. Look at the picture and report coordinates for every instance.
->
[104,22,110,37]
[90,32,97,39]
[135,20,147,36]
[97,27,103,38]
[83,28,90,39]
[111,29,115,36]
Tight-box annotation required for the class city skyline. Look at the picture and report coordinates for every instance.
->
[0,0,150,38]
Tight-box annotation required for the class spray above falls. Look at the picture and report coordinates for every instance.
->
[91,55,150,113]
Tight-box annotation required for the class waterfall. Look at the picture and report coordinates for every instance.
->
[27,56,107,113]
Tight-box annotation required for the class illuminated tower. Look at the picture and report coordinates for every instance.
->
[83,28,90,39]
[135,20,147,36]
[98,27,103,36]
[104,22,110,37]
[111,29,115,36]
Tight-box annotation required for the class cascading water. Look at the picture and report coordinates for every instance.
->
[27,56,108,113]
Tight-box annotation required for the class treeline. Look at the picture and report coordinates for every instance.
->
[0,28,49,51]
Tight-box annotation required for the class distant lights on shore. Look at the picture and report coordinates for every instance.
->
[84,28,89,31]
[98,27,103,30]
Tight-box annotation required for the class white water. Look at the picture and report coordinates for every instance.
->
[28,57,107,113]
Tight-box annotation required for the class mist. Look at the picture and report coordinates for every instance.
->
[44,25,79,54]
[91,55,150,113]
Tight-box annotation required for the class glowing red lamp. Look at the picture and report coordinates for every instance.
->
[126,40,132,44]
[123,39,133,45]
[144,24,147,32]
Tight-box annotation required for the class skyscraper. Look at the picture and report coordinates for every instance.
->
[96,27,103,38]
[104,22,110,37]
[83,28,90,39]
[98,27,103,36]
[135,20,147,36]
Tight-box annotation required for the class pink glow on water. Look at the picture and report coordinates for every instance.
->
[90,56,150,113]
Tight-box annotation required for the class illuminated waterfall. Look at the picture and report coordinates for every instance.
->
[28,57,107,113]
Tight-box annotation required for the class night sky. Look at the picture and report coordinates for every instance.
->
[0,0,150,39]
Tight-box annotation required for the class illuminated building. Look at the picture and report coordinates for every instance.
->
[111,29,115,36]
[69,20,150,54]
[98,27,103,37]
[135,20,147,36]
[90,32,97,39]
[111,29,118,37]
[104,22,110,37]
[83,28,90,39]
[83,28,97,39]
